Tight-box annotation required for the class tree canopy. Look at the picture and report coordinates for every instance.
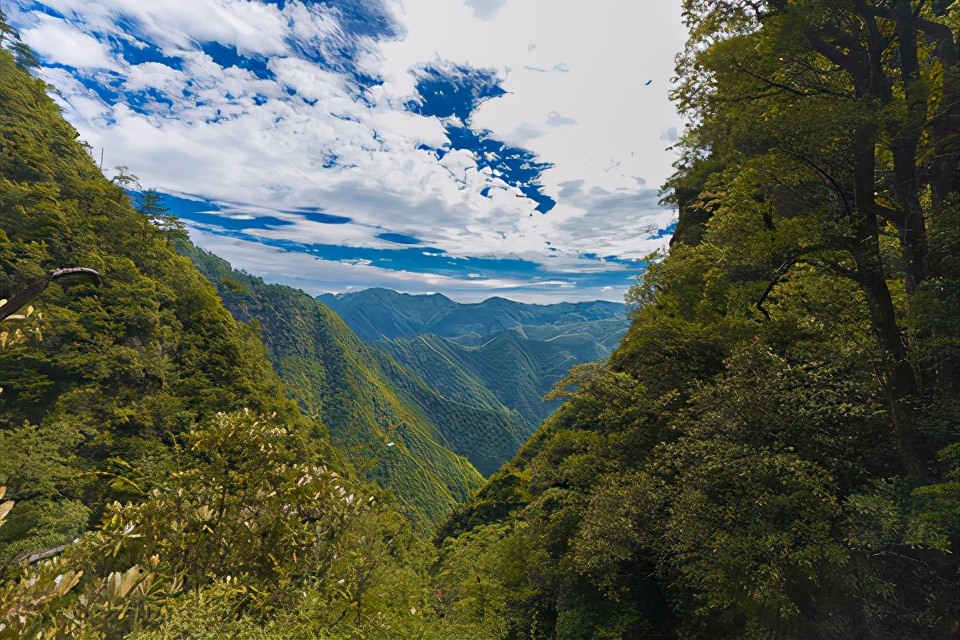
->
[436,2,960,637]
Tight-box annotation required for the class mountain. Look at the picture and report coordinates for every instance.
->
[185,248,483,525]
[0,42,349,544]
[0,39,455,638]
[317,288,627,343]
[317,288,459,342]
[368,342,531,478]
[319,288,630,433]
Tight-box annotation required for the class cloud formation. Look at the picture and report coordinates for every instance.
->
[8,0,686,302]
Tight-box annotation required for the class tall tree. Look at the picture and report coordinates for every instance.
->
[671,0,958,476]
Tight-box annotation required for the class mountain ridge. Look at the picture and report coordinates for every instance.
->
[320,287,631,438]
[318,287,627,343]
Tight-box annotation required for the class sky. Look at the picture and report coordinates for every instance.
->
[7,0,687,303]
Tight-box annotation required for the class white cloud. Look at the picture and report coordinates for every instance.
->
[35,0,289,54]
[21,14,118,70]
[465,0,507,21]
[190,227,626,304]
[11,0,685,301]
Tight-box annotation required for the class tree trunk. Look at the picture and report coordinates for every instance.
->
[850,125,927,478]
[887,0,929,294]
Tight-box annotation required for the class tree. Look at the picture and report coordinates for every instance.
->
[136,189,187,243]
[670,0,959,477]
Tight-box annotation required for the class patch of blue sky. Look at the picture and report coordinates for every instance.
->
[416,143,446,161]
[152,194,293,232]
[444,125,555,213]
[182,216,643,289]
[170,203,645,292]
[404,63,505,121]
[321,153,354,169]
[15,1,66,20]
[647,221,677,239]
[146,192,217,214]
[406,61,556,214]
[282,208,353,225]
[327,0,402,40]
[199,41,275,81]
[377,233,421,245]
[579,253,649,268]
[285,39,384,98]
[124,87,174,115]
[153,190,577,281]
[261,0,400,40]
[64,69,122,105]
[278,1,402,99]
[107,33,184,70]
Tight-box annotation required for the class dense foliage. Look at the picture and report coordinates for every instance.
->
[0,30,344,557]
[3,1,959,637]
[437,1,960,638]
[0,37,481,638]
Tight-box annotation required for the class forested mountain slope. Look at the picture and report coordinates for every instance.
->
[0,41,344,557]
[435,2,960,638]
[322,287,630,431]
[368,339,532,477]
[185,247,483,524]
[0,37,467,638]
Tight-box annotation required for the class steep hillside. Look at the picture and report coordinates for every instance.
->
[368,345,531,477]
[0,44,341,545]
[0,40,470,639]
[433,3,960,638]
[380,331,555,431]
[185,248,483,525]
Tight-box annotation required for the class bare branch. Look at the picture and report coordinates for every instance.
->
[16,544,67,565]
[0,268,102,322]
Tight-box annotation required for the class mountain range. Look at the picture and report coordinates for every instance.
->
[319,288,630,436]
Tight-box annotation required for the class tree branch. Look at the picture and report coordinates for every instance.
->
[0,268,101,322]
[16,544,67,566]
[804,31,858,75]
[756,272,783,320]
[732,59,814,97]
[876,202,907,228]
[783,149,856,219]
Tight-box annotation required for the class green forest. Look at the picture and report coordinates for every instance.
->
[1,1,958,638]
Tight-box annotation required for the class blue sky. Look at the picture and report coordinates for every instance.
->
[8,0,686,302]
